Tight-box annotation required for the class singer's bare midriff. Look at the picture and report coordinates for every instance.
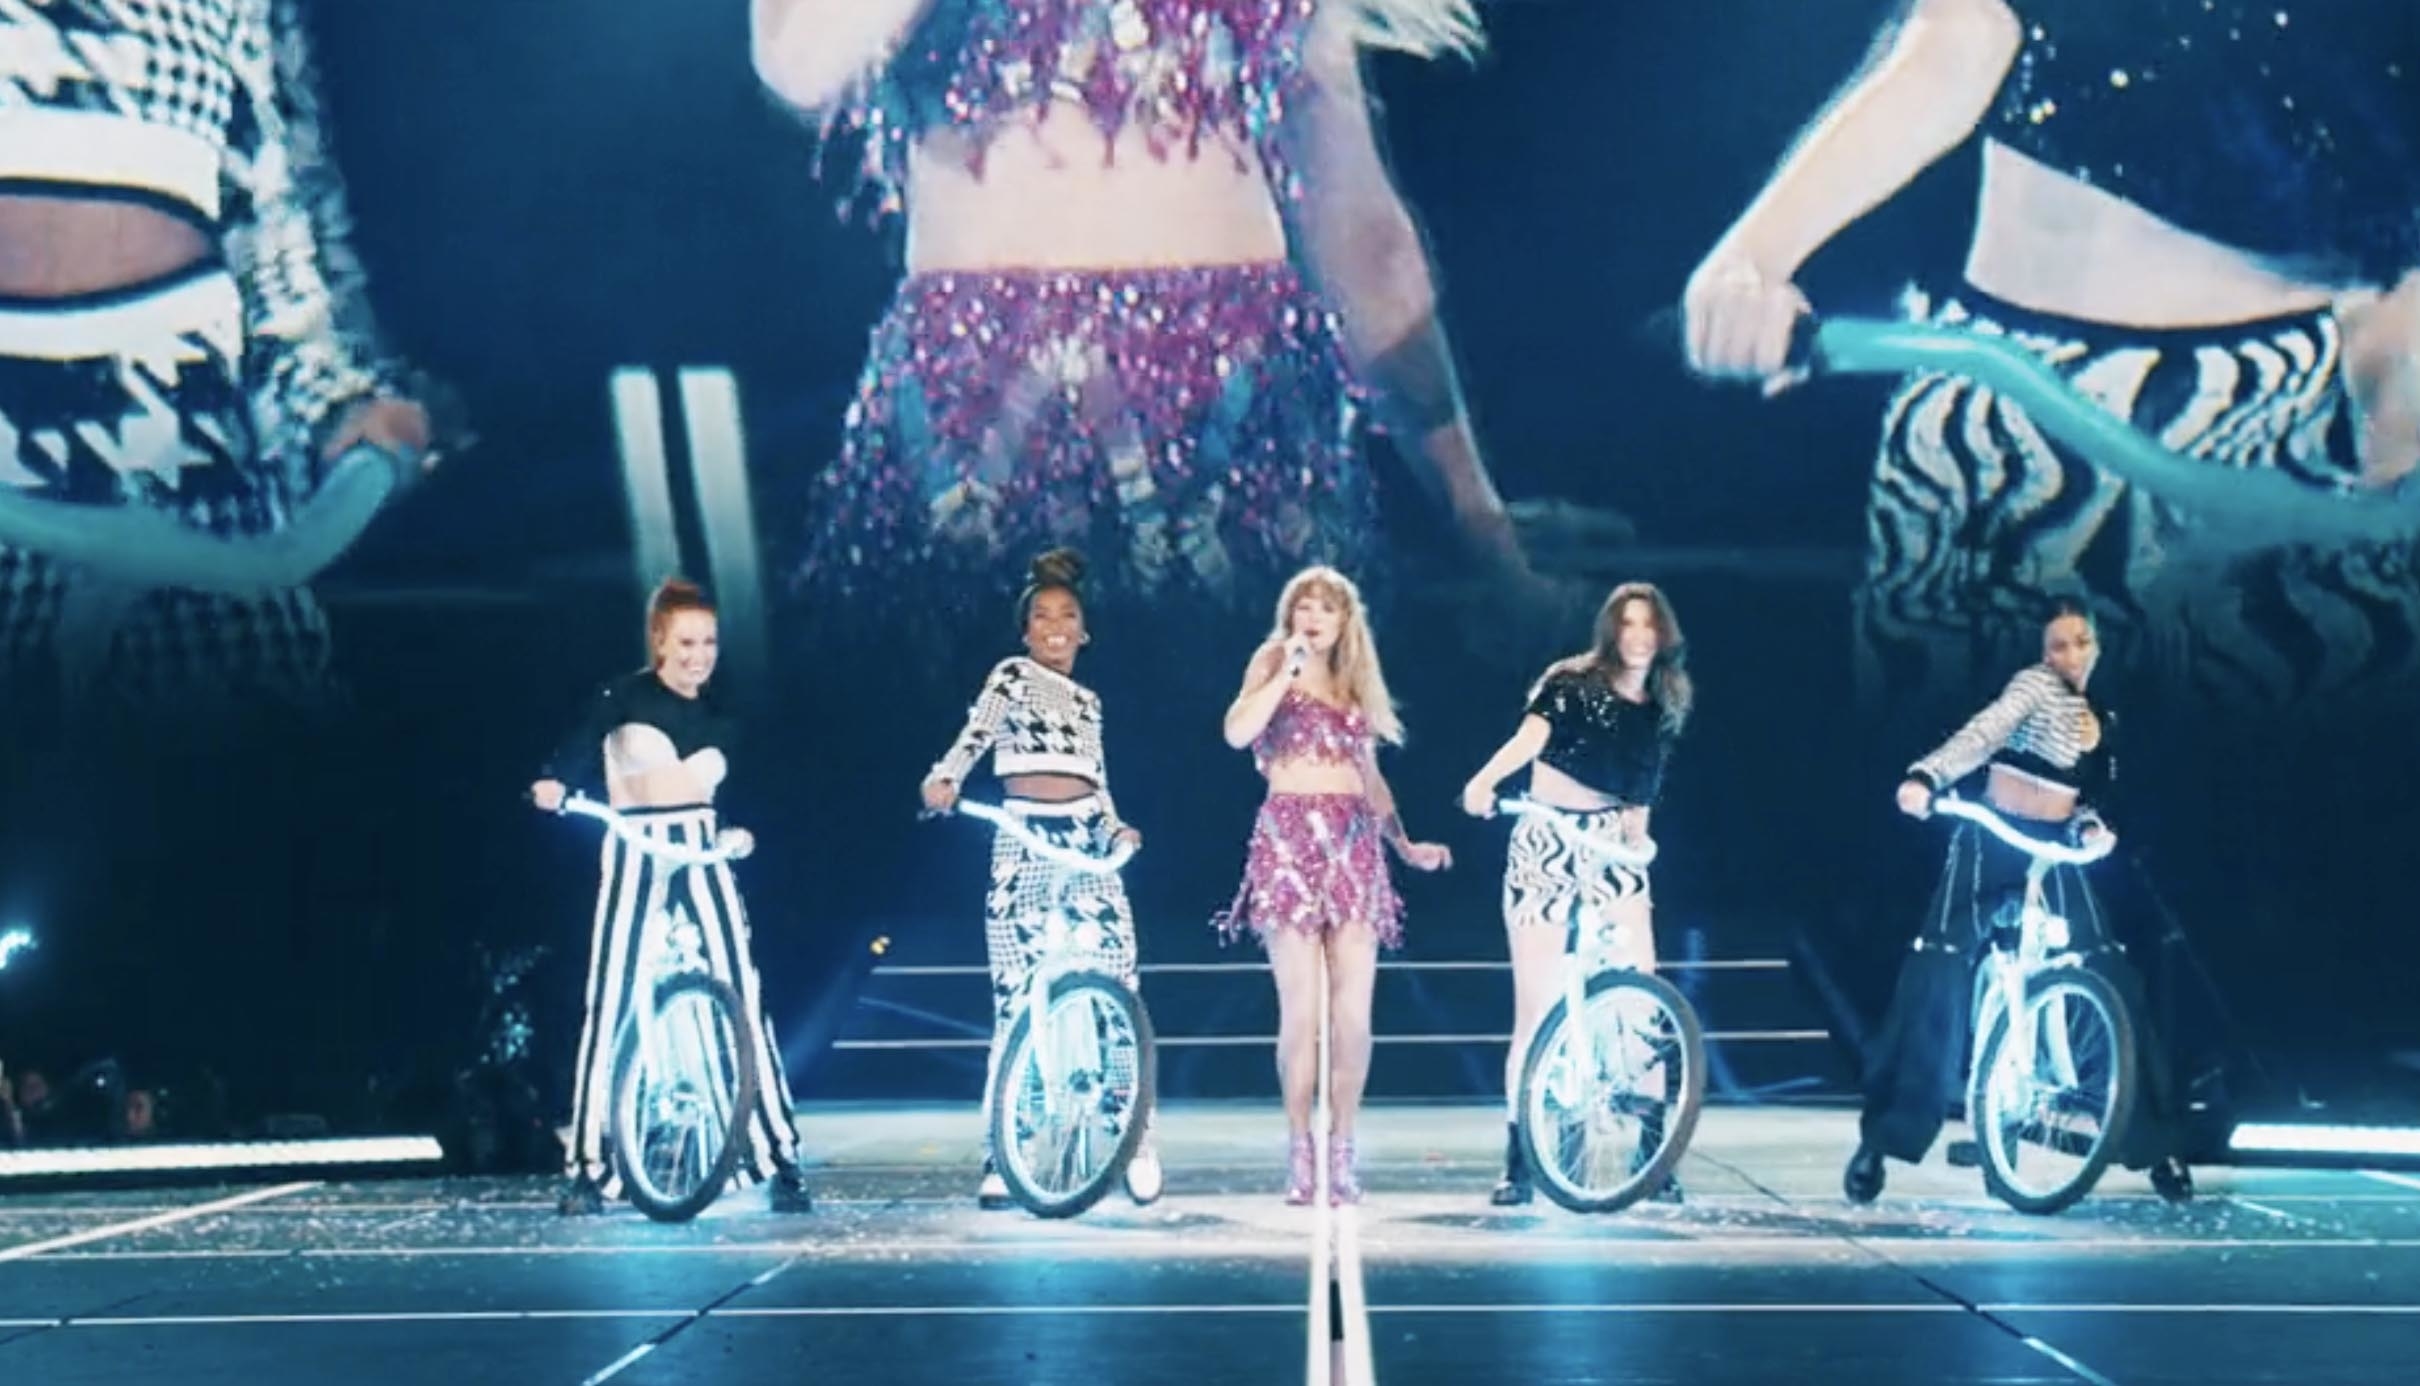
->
[1526,762,1623,814]
[1263,760,1366,797]
[0,193,213,297]
[1003,773,1101,804]
[902,115,1289,274]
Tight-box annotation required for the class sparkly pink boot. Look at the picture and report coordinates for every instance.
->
[1284,1132,1317,1206]
[1328,1136,1364,1206]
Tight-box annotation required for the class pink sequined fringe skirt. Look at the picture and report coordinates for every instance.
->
[792,262,1373,634]
[1214,792,1403,949]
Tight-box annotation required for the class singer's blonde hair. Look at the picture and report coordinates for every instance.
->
[1266,566,1404,745]
[1348,0,1484,58]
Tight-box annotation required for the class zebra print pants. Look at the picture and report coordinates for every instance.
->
[566,805,802,1193]
[1856,286,2417,723]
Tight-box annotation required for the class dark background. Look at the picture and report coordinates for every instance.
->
[2,2,2413,1145]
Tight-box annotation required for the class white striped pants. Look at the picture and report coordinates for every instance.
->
[566,804,801,1191]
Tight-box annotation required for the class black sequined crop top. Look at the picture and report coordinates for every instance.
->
[1989,0,2420,284]
[1525,671,1670,807]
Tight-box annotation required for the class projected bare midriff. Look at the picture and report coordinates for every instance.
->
[903,120,1290,276]
[0,192,213,298]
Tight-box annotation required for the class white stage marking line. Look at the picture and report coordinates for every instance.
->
[2229,1198,2313,1227]
[1308,964,1335,1386]
[27,1233,2420,1265]
[579,1340,656,1386]
[1363,1302,2420,1316]
[1335,1204,1376,1386]
[83,1310,690,1327]
[0,1182,317,1264]
[52,1305,1304,1331]
[22,1303,2419,1331]
[2361,1170,2420,1195]
[2017,1333,2121,1386]
[714,1304,1301,1318]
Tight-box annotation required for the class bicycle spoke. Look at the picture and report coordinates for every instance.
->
[1004,984,1143,1205]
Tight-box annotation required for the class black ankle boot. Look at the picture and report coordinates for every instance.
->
[1844,1143,1886,1204]
[1489,1121,1533,1206]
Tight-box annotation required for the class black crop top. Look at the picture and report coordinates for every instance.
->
[1526,671,1669,807]
[540,670,739,798]
[1990,0,2420,284]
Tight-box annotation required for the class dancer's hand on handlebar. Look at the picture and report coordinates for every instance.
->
[1895,778,1934,820]
[1681,251,1812,394]
[717,827,756,859]
[325,395,435,469]
[529,779,568,813]
[1459,779,1497,819]
[1114,825,1143,851]
[2337,270,2420,489]
[920,776,959,814]
[1618,806,1650,846]
[1400,841,1452,873]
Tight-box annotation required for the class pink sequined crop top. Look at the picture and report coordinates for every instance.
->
[833,0,1316,214]
[1253,687,1373,774]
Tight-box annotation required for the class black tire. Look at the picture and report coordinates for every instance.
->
[1968,964,2137,1216]
[610,973,758,1224]
[988,971,1156,1219]
[1516,970,1706,1214]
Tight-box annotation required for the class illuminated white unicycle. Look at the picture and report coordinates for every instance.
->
[1500,797,1706,1213]
[560,794,760,1223]
[947,800,1156,1219]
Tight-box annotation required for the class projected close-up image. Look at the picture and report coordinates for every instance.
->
[3,2,2418,1383]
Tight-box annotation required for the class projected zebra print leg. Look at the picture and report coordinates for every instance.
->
[1856,286,2414,723]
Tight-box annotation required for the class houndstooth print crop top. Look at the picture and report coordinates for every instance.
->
[0,0,405,457]
[931,656,1122,817]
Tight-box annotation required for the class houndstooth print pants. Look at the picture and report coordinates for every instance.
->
[0,265,331,734]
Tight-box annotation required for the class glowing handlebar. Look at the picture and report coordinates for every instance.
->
[949,799,1137,875]
[1494,796,1658,869]
[0,443,415,595]
[1808,318,2420,547]
[558,793,753,865]
[1929,793,2115,867]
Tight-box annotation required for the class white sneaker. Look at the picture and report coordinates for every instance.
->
[1124,1147,1164,1206]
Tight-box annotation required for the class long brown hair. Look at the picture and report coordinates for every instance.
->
[1536,582,1693,734]
[1266,566,1404,745]
[645,576,716,660]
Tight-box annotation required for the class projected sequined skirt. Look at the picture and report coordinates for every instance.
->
[792,262,1373,639]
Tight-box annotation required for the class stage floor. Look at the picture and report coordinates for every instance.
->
[3,1104,2416,1384]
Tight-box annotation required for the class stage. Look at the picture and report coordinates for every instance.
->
[2,1105,2416,1385]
